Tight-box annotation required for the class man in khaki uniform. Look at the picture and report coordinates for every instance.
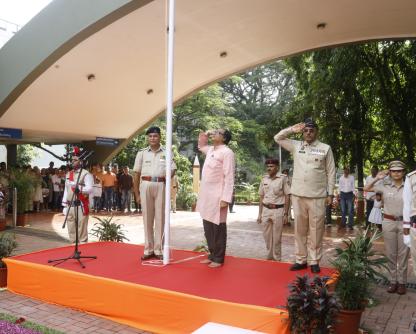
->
[274,119,336,273]
[133,126,176,261]
[62,154,94,243]
[257,159,290,261]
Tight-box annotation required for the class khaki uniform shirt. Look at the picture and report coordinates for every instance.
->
[274,127,336,198]
[133,146,176,177]
[374,177,404,217]
[259,174,291,205]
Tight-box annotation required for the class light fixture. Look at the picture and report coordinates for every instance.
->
[87,74,96,81]
[316,22,327,30]
[220,51,228,58]
[147,89,154,95]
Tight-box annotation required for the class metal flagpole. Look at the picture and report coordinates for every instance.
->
[163,0,176,265]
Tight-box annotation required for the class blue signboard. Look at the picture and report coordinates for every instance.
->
[96,137,119,147]
[0,127,22,139]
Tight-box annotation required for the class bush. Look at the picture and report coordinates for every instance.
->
[0,233,17,268]
[331,228,388,310]
[177,187,197,211]
[287,274,339,334]
[90,216,129,242]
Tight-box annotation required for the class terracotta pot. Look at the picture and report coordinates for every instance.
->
[0,218,6,231]
[16,214,27,227]
[191,203,196,212]
[333,308,364,334]
[0,266,7,288]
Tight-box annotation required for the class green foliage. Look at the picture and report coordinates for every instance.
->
[0,313,65,334]
[90,216,129,242]
[16,144,38,166]
[8,169,36,214]
[235,181,260,203]
[176,189,197,211]
[0,233,17,268]
[287,275,340,334]
[331,228,388,310]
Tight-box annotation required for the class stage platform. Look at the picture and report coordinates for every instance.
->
[4,242,334,333]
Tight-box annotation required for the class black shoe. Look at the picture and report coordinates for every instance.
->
[155,254,163,260]
[413,322,416,332]
[311,264,321,273]
[141,253,155,261]
[290,263,307,271]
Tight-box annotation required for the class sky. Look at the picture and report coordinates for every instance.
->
[0,0,52,25]
[0,0,64,168]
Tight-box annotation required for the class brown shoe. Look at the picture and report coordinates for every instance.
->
[387,283,398,293]
[397,284,406,295]
[200,259,211,264]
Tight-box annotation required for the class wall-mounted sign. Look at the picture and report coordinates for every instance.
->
[0,127,22,139]
[96,137,119,147]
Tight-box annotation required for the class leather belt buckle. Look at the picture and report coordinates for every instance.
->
[151,176,158,182]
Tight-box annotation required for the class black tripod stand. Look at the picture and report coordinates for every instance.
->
[48,156,97,268]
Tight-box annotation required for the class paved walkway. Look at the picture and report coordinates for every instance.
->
[1,206,415,333]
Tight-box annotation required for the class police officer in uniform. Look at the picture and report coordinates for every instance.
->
[133,126,176,261]
[257,159,291,261]
[403,167,416,332]
[274,119,336,273]
[62,153,94,243]
[364,160,409,295]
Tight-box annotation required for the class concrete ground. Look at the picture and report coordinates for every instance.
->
[0,205,415,334]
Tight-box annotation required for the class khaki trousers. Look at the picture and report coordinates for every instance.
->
[410,228,416,278]
[261,207,284,261]
[292,195,325,265]
[382,219,410,284]
[67,206,89,243]
[140,181,165,255]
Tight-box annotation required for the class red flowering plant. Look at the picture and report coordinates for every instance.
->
[286,274,340,334]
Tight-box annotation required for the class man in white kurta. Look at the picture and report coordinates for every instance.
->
[197,129,235,268]
[62,155,94,243]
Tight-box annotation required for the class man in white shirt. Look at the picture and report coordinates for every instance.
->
[364,166,379,228]
[402,169,416,333]
[338,167,355,230]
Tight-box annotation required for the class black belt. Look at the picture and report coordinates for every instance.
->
[263,203,284,209]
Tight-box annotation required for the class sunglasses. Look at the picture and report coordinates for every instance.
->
[390,170,404,173]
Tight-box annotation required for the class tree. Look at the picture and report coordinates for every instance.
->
[17,145,38,166]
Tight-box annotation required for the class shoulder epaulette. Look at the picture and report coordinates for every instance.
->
[407,170,416,177]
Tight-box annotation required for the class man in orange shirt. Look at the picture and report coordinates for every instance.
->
[101,165,117,212]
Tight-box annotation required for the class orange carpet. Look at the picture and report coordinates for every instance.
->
[5,242,334,333]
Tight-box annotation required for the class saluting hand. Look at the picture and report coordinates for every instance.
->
[291,123,305,133]
[376,171,387,180]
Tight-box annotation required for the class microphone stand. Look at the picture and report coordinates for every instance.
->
[48,155,97,268]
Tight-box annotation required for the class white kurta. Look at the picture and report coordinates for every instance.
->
[196,133,235,225]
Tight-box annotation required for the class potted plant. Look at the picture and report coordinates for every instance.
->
[0,232,18,287]
[287,274,340,334]
[8,169,35,226]
[90,216,129,242]
[331,228,388,334]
